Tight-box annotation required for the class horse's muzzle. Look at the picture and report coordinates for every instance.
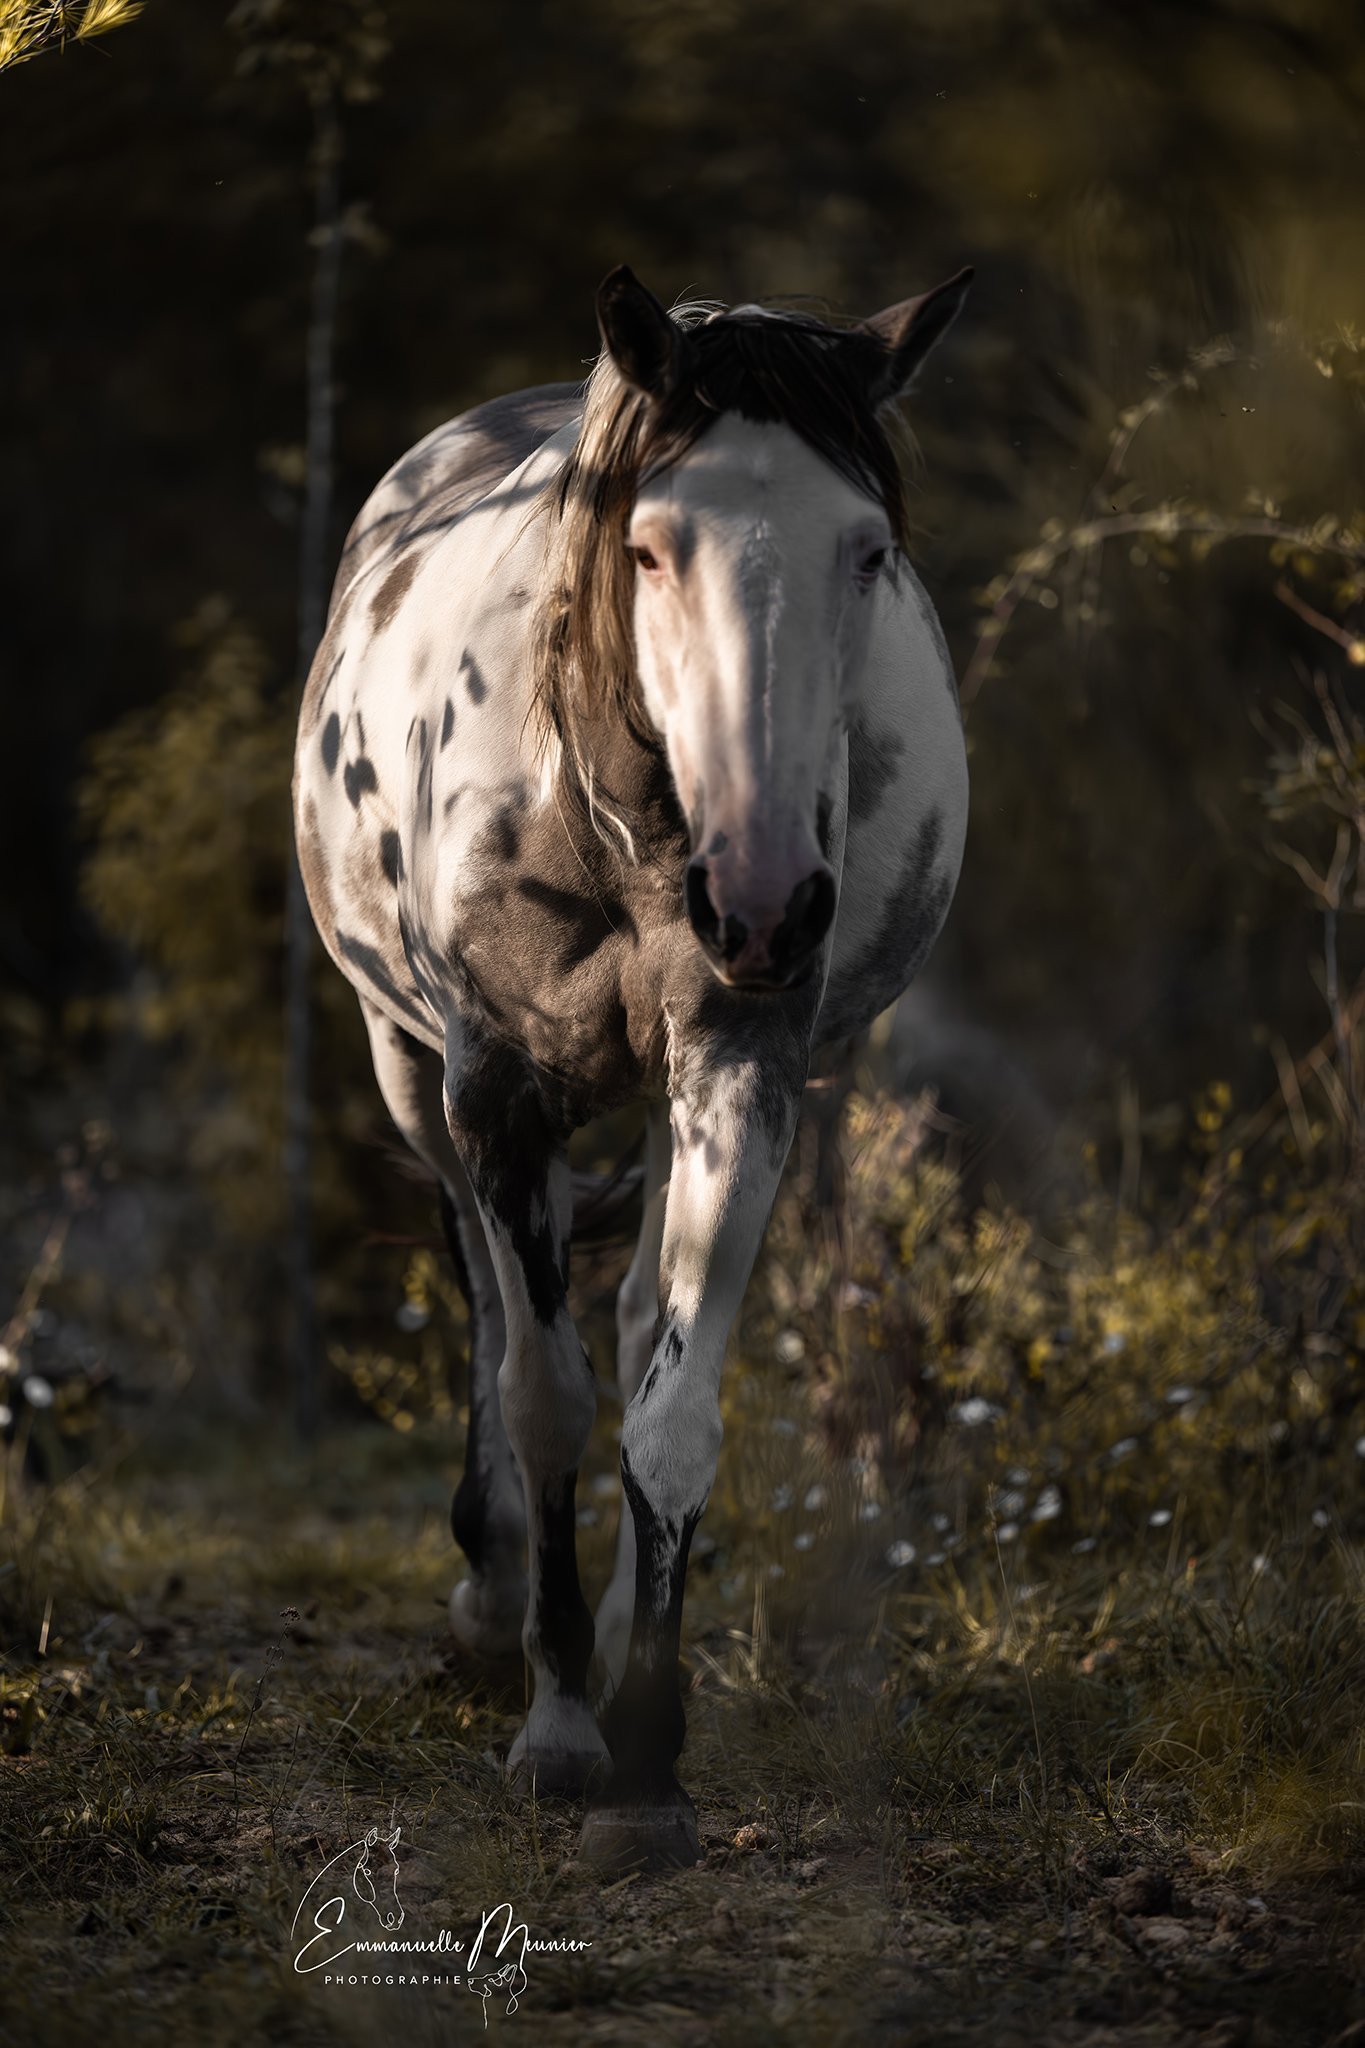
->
[684,861,836,990]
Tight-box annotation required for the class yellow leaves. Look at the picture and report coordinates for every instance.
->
[71,0,139,34]
[0,0,142,76]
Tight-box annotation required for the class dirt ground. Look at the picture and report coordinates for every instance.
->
[2,1402,1363,2048]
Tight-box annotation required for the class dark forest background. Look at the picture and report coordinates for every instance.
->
[4,0,1365,1420]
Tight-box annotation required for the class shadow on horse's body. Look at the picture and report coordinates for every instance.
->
[294,265,972,1869]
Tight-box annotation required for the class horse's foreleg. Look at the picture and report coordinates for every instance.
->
[594,1101,672,1693]
[581,1042,808,1870]
[358,999,526,1656]
[445,1029,609,1797]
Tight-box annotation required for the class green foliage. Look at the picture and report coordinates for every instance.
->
[750,1082,1365,1570]
[77,601,295,1235]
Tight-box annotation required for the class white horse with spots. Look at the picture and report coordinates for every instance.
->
[294,265,972,1869]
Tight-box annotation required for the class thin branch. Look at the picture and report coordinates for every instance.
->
[1273,579,1365,666]
[962,511,1365,711]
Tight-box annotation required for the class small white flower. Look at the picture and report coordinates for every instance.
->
[1148,1508,1172,1528]
[1166,1384,1196,1406]
[926,1551,946,1567]
[0,1344,12,1372]
[1251,1553,1269,1576]
[1031,1485,1063,1523]
[22,1375,54,1410]
[793,1531,815,1552]
[768,1562,785,1580]
[1355,1435,1365,1460]
[996,1520,1019,1544]
[774,1329,806,1365]
[859,1501,884,1523]
[952,1397,1001,1428]
[885,1539,916,1568]
[1108,1437,1139,1462]
[839,1282,874,1311]
[1101,1331,1127,1355]
[999,1489,1026,1517]
[1007,1466,1030,1486]
[931,1512,952,1532]
[591,1471,618,1498]
[575,1506,599,1528]
[771,1485,794,1512]
[1311,1506,1331,1530]
[802,1484,827,1512]
[394,1302,430,1333]
[0,1404,11,1430]
[1072,1535,1098,1555]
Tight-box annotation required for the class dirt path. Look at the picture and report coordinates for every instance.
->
[1,1423,1361,2047]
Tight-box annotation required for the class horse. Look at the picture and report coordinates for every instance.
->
[350,1823,404,1929]
[293,263,972,1871]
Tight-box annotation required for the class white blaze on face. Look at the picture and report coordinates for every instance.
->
[627,417,892,972]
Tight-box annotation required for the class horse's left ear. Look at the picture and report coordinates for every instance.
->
[596,265,688,399]
[856,266,974,405]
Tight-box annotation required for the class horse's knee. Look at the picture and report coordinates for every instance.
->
[619,1365,721,1524]
[497,1337,595,1474]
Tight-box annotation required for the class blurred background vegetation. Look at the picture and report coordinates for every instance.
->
[3,0,1365,1490]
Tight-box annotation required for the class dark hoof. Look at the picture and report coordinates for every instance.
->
[577,1796,701,1873]
[507,1749,609,1800]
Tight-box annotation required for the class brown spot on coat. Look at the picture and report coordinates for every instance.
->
[369,551,421,634]
[296,797,338,952]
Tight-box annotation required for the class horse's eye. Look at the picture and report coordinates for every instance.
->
[857,547,888,584]
[631,545,660,573]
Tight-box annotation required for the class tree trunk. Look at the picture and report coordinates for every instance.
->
[284,90,344,1443]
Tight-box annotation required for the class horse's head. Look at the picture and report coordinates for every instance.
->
[584,262,970,991]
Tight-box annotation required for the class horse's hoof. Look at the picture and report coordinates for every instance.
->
[577,1797,701,1873]
[448,1577,525,1660]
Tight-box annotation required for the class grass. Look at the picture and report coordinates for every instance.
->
[2,1344,1363,2048]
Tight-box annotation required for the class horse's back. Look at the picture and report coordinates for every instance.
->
[295,382,588,1055]
[333,382,583,597]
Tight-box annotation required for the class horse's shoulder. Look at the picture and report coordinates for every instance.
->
[333,381,584,595]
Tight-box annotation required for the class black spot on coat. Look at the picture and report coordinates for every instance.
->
[344,757,379,809]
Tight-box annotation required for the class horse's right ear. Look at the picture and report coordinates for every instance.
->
[856,267,974,405]
[596,265,686,399]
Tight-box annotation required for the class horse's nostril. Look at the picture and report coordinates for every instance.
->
[685,861,716,939]
[685,861,749,964]
[773,867,836,973]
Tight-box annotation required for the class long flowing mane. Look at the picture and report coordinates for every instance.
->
[530,302,915,835]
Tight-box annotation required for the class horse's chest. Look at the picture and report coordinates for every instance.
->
[436,801,685,1116]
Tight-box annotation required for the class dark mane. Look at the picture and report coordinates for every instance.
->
[651,309,912,538]
[531,304,913,844]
